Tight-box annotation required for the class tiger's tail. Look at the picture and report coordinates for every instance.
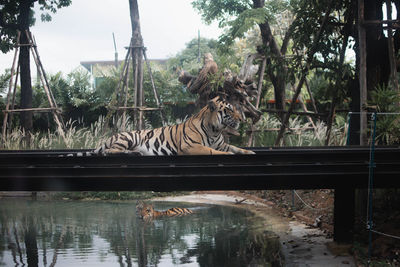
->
[93,145,104,155]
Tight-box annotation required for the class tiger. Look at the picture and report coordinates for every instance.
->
[94,96,255,155]
[136,201,193,221]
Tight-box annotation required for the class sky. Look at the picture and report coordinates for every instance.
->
[0,0,222,75]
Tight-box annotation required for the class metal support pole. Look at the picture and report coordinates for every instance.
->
[367,112,377,265]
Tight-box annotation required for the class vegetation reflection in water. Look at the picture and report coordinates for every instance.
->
[0,199,283,266]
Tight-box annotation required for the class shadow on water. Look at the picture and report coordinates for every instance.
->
[0,200,283,266]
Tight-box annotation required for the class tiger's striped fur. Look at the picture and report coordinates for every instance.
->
[95,97,254,155]
[136,201,193,221]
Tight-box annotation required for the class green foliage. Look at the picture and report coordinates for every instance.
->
[168,37,219,72]
[219,8,270,48]
[368,85,400,144]
[193,0,289,54]
[65,70,95,107]
[37,0,72,21]
[192,0,357,122]
[307,69,351,112]
[0,0,72,53]
[192,0,252,26]
[0,70,10,127]
[0,69,11,94]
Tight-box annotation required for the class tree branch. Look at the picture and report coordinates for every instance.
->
[281,23,294,55]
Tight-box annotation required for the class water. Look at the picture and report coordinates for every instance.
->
[0,199,283,266]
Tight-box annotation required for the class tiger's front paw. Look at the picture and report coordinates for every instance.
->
[242,149,255,155]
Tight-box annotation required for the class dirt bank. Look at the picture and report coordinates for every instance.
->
[154,191,355,266]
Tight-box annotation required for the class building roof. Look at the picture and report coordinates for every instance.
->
[80,59,168,72]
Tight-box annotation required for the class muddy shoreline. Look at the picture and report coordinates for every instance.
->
[154,191,355,266]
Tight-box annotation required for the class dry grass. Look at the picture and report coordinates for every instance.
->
[1,114,348,150]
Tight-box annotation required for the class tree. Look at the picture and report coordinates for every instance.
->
[363,0,400,91]
[192,0,290,115]
[0,0,71,133]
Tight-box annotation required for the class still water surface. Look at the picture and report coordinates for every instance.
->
[0,199,282,266]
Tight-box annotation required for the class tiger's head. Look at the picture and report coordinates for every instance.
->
[136,201,154,220]
[206,96,243,136]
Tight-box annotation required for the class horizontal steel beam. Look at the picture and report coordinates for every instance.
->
[1,146,399,191]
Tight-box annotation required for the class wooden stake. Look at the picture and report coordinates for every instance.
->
[143,49,165,125]
[2,31,66,145]
[2,32,20,144]
[27,31,65,140]
[358,0,367,145]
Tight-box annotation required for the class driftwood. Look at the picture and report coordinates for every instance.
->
[179,53,218,108]
[178,53,262,123]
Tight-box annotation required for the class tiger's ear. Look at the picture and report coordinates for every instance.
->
[136,200,144,209]
[208,99,217,112]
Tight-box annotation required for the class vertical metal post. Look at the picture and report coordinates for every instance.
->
[197,30,201,63]
[113,32,118,69]
[367,112,377,265]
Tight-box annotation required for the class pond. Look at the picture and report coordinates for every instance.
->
[0,199,283,266]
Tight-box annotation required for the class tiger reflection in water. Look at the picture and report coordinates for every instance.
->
[136,201,193,221]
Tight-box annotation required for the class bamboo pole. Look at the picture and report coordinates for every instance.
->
[2,31,66,143]
[2,32,20,144]
[104,42,132,131]
[106,0,164,132]
[29,32,59,111]
[138,48,144,130]
[132,47,139,129]
[143,48,165,125]
[27,32,65,140]
[121,47,132,131]
[8,63,20,132]
[3,107,60,113]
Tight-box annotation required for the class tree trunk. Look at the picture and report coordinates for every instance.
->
[365,0,390,91]
[18,1,33,134]
[253,0,287,116]
[129,0,144,130]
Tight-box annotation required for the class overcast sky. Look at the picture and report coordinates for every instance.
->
[0,0,222,75]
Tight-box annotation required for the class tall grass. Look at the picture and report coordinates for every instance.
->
[248,113,348,147]
[1,116,112,150]
[1,113,348,150]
